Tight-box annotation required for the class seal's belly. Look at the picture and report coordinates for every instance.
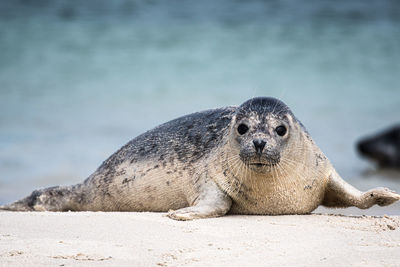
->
[229,179,327,215]
[98,161,190,212]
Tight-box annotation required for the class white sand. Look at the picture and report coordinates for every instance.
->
[1,212,400,266]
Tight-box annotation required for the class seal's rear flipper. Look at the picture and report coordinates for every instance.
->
[0,186,81,212]
[0,190,41,211]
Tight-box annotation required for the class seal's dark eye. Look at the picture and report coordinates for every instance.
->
[237,124,249,135]
[275,125,287,136]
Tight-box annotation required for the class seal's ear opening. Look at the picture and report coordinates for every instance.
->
[284,113,294,124]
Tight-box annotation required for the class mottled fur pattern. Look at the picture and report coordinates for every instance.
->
[2,97,399,220]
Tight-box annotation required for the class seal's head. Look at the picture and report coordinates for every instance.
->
[231,97,296,173]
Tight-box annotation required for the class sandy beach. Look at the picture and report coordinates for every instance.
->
[1,211,399,266]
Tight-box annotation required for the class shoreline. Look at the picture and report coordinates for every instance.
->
[1,212,399,266]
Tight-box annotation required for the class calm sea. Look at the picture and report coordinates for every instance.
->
[1,0,399,214]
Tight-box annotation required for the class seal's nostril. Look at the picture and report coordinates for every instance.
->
[253,139,266,153]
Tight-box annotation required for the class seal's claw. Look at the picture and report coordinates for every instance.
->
[167,208,198,221]
[364,188,400,207]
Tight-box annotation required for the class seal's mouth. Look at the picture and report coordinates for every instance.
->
[239,152,281,171]
[249,163,272,167]
[247,160,279,169]
[246,161,277,173]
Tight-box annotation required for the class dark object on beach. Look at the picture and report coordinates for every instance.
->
[357,125,400,169]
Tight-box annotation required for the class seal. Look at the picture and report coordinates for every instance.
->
[357,124,400,169]
[1,97,399,220]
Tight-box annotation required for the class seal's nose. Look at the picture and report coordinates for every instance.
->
[253,139,266,154]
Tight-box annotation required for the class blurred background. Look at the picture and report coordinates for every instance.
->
[0,0,399,214]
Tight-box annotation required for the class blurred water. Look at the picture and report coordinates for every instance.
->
[1,0,400,214]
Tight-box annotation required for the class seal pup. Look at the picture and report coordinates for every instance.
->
[1,97,399,220]
[357,124,400,169]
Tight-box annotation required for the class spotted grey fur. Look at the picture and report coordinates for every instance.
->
[1,97,399,220]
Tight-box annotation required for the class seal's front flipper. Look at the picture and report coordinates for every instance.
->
[167,202,231,220]
[322,170,400,209]
[167,181,232,221]
[0,186,82,211]
[358,187,400,208]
